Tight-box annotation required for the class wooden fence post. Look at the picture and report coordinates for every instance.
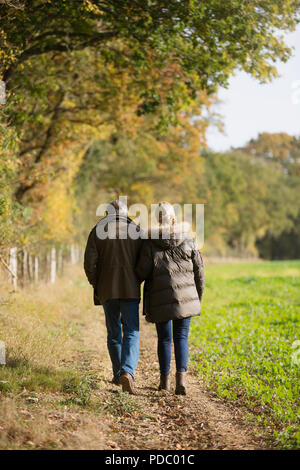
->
[9,247,17,289]
[50,247,56,284]
[58,248,63,276]
[0,341,5,365]
[46,251,50,282]
[23,249,28,284]
[34,256,39,283]
[71,244,76,265]
[28,254,33,281]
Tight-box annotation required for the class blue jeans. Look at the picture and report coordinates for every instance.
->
[103,299,140,380]
[155,317,191,376]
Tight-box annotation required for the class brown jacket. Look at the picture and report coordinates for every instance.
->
[84,215,142,305]
[135,229,204,323]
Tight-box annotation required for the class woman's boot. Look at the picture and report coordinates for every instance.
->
[158,374,170,391]
[175,371,187,395]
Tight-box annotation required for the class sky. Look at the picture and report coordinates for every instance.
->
[206,26,300,152]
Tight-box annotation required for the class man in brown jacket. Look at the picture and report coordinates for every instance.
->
[84,200,142,394]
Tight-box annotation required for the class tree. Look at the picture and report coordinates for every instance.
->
[1,1,299,89]
[0,125,21,250]
[198,150,298,256]
[241,132,300,258]
[74,93,212,241]
[242,132,300,176]
[1,1,300,251]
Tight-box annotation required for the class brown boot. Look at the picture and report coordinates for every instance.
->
[120,372,136,395]
[158,374,170,391]
[175,371,187,395]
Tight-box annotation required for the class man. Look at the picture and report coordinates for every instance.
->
[84,200,142,394]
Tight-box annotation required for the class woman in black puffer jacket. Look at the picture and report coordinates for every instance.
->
[136,202,204,395]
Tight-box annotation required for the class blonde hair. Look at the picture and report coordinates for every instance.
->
[155,201,176,227]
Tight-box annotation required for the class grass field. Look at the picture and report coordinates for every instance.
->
[190,261,300,448]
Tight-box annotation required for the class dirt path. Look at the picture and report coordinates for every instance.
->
[74,306,268,450]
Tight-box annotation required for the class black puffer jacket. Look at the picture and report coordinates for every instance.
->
[135,230,204,323]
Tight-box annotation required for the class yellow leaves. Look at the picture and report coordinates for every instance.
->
[129,182,154,205]
[225,203,239,224]
[172,174,183,185]
[84,0,101,13]
[62,99,76,109]
[42,179,74,242]
[157,163,167,170]
[1,156,17,173]
[19,233,29,246]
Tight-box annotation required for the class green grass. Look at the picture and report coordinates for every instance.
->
[104,391,142,416]
[0,359,81,395]
[190,260,300,448]
[0,270,93,399]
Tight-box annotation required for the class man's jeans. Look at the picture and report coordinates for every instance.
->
[155,317,191,376]
[103,298,140,380]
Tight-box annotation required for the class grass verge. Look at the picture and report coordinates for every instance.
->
[190,260,300,449]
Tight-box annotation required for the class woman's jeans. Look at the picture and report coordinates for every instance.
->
[155,317,191,376]
[103,298,140,381]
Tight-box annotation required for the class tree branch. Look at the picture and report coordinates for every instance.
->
[3,31,117,83]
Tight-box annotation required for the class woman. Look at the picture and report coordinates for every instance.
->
[136,202,204,395]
